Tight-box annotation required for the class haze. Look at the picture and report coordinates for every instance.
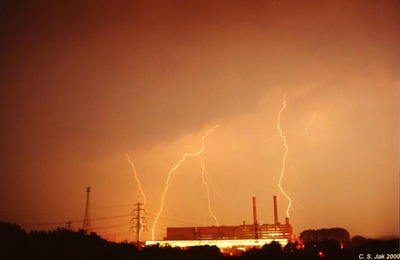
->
[0,0,398,242]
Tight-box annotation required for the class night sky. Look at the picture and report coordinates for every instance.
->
[1,0,399,242]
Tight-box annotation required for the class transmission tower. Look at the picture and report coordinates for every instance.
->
[130,202,146,247]
[82,186,92,233]
[66,221,73,230]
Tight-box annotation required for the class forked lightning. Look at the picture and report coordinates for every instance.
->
[151,125,219,240]
[276,96,292,218]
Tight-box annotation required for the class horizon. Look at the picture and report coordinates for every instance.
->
[1,0,398,244]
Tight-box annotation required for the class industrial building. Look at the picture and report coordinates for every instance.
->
[146,196,295,254]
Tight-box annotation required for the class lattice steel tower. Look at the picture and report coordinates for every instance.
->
[130,202,146,247]
[82,186,92,233]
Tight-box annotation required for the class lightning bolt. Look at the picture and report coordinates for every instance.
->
[304,112,317,135]
[126,154,146,240]
[277,96,292,218]
[151,125,218,240]
[199,156,219,226]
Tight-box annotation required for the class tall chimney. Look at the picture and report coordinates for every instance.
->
[252,197,258,225]
[273,195,278,225]
[252,197,259,239]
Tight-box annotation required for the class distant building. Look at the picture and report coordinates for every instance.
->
[146,196,295,254]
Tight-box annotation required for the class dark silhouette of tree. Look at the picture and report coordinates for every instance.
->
[185,245,222,260]
[283,241,305,259]
[318,239,341,258]
[0,221,28,259]
[240,241,284,260]
[1,222,140,260]
[261,241,283,259]
[350,238,399,255]
[283,241,298,254]
[350,235,368,248]
[240,247,262,260]
[299,228,350,244]
[141,244,182,260]
[0,222,398,260]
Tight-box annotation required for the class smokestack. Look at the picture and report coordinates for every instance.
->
[252,197,259,239]
[273,195,278,224]
[252,197,258,225]
[285,217,290,225]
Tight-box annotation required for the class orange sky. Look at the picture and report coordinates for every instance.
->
[0,0,399,242]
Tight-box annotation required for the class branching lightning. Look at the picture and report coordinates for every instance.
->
[276,96,292,218]
[126,154,146,240]
[151,125,219,240]
[127,154,147,206]
[199,157,219,226]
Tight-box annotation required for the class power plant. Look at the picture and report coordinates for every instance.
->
[146,196,295,253]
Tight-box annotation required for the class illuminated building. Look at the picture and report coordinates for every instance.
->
[146,196,295,254]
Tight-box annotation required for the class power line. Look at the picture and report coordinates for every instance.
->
[92,223,130,231]
[22,214,130,228]
[146,214,201,226]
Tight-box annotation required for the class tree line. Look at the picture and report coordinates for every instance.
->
[1,221,398,259]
